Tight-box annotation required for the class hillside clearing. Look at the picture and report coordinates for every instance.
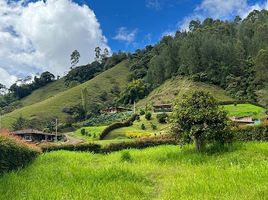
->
[137,77,234,109]
[222,104,266,119]
[0,142,268,199]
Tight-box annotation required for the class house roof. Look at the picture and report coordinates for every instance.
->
[230,116,254,123]
[153,104,172,108]
[12,129,57,136]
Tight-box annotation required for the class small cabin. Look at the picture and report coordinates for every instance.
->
[230,116,255,125]
[102,107,132,114]
[11,129,64,142]
[153,104,172,113]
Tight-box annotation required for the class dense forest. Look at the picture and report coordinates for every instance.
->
[127,10,268,102]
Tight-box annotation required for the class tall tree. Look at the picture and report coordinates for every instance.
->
[70,50,80,68]
[95,47,101,62]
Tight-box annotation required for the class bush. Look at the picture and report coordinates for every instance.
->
[102,137,178,153]
[141,123,146,130]
[151,123,157,130]
[145,112,152,120]
[41,143,101,153]
[99,114,138,140]
[140,109,145,115]
[81,128,86,135]
[157,113,168,123]
[233,125,268,141]
[121,151,132,162]
[0,133,41,174]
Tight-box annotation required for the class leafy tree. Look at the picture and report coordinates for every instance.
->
[12,115,28,130]
[70,50,80,68]
[95,47,101,62]
[171,91,231,152]
[145,112,152,120]
[255,49,268,83]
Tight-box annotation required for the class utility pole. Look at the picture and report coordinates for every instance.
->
[55,118,58,142]
[133,101,136,114]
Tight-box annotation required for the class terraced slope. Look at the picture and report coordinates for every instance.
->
[1,61,130,128]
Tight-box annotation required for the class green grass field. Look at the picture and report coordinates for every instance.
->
[107,114,169,140]
[70,126,107,142]
[21,78,68,107]
[137,77,234,109]
[223,104,266,119]
[1,61,130,128]
[0,142,268,200]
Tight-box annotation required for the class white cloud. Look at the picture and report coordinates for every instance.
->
[0,0,109,87]
[0,67,17,87]
[178,0,268,31]
[146,0,161,10]
[113,27,138,44]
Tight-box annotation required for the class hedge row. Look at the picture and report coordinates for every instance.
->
[41,143,101,153]
[40,137,178,153]
[99,114,138,140]
[0,134,41,174]
[233,125,268,142]
[102,137,178,153]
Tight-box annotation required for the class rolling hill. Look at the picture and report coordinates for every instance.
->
[1,61,130,128]
[137,77,234,109]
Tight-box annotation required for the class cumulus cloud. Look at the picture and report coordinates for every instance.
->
[0,67,17,87]
[0,0,109,87]
[178,0,268,31]
[113,27,138,44]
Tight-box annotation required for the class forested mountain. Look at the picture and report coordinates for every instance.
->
[127,10,268,102]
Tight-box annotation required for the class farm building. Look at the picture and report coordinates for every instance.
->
[102,107,132,113]
[11,129,65,142]
[153,104,172,112]
[230,116,255,125]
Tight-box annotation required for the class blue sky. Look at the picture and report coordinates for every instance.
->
[0,0,267,86]
[86,0,197,52]
[86,0,262,52]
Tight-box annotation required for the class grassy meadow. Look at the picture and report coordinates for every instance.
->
[223,104,266,119]
[0,142,268,200]
[137,77,234,109]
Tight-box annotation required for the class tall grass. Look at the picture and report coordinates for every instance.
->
[0,142,268,199]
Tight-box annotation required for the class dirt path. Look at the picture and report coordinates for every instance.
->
[65,134,83,145]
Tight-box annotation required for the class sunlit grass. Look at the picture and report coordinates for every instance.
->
[222,104,266,119]
[1,142,268,200]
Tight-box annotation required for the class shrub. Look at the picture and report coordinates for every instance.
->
[140,109,145,115]
[141,123,146,130]
[145,112,152,120]
[157,113,168,123]
[232,125,268,141]
[81,128,86,135]
[41,143,101,153]
[121,151,132,162]
[0,133,41,174]
[151,123,157,130]
[102,137,178,153]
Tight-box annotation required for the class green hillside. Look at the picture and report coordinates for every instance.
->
[1,61,130,128]
[137,77,234,109]
[1,143,268,199]
[21,78,68,107]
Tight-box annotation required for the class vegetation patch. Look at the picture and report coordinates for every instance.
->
[0,132,41,174]
[223,103,266,118]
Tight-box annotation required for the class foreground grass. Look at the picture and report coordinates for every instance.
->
[1,142,268,200]
[223,103,266,119]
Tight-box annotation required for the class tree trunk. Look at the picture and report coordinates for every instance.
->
[195,136,205,152]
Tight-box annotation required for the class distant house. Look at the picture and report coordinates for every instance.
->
[102,107,132,114]
[11,129,64,142]
[230,116,255,125]
[153,104,172,113]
